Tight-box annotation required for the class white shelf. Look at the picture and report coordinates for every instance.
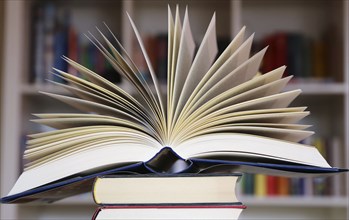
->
[21,193,348,208]
[240,196,348,208]
[284,82,346,95]
[21,81,345,96]
[21,84,71,96]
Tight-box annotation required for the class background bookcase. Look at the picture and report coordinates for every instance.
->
[1,0,348,219]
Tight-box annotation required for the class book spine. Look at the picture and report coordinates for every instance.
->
[43,3,56,83]
[243,173,254,195]
[254,174,266,197]
[276,176,289,196]
[312,39,327,79]
[266,176,277,196]
[273,32,288,76]
[156,34,168,82]
[67,26,78,76]
[33,6,45,85]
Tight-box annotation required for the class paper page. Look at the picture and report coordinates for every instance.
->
[167,5,175,139]
[221,123,311,130]
[127,13,165,124]
[172,111,309,145]
[95,29,136,79]
[52,70,158,130]
[28,125,126,145]
[58,59,155,118]
[83,31,158,113]
[182,126,313,143]
[59,58,137,103]
[173,90,304,137]
[167,6,182,141]
[188,27,246,97]
[210,90,302,117]
[26,137,159,170]
[30,117,150,135]
[87,32,166,132]
[195,47,267,108]
[25,129,158,161]
[203,76,292,115]
[49,78,158,132]
[172,13,218,126]
[82,21,164,135]
[199,112,310,131]
[184,34,253,112]
[170,8,195,134]
[176,66,286,128]
[40,92,146,126]
[104,23,140,76]
[176,31,250,125]
[92,27,165,126]
[48,81,144,120]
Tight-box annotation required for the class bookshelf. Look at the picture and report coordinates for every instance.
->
[0,0,348,219]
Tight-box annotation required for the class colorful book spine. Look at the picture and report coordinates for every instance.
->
[258,31,332,82]
[266,176,277,196]
[254,174,266,197]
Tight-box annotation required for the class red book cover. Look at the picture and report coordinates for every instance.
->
[261,34,276,73]
[67,26,78,76]
[273,32,288,76]
[267,175,278,196]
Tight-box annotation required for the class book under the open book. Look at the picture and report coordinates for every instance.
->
[1,6,346,203]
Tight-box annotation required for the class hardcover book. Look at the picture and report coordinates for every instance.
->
[93,174,241,205]
[91,205,246,220]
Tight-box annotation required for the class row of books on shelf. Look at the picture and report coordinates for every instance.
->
[239,174,336,197]
[239,136,345,197]
[31,2,121,85]
[255,31,336,82]
[133,34,168,83]
[30,3,338,86]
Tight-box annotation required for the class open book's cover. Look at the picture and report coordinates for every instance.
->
[1,147,345,203]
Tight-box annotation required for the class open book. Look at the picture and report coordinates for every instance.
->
[1,6,345,203]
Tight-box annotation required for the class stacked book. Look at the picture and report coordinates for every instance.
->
[91,174,246,220]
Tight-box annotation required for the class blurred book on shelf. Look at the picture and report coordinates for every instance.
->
[132,33,169,84]
[30,2,121,85]
[253,30,339,83]
[129,34,231,84]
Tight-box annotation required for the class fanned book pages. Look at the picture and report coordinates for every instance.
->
[1,6,346,203]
